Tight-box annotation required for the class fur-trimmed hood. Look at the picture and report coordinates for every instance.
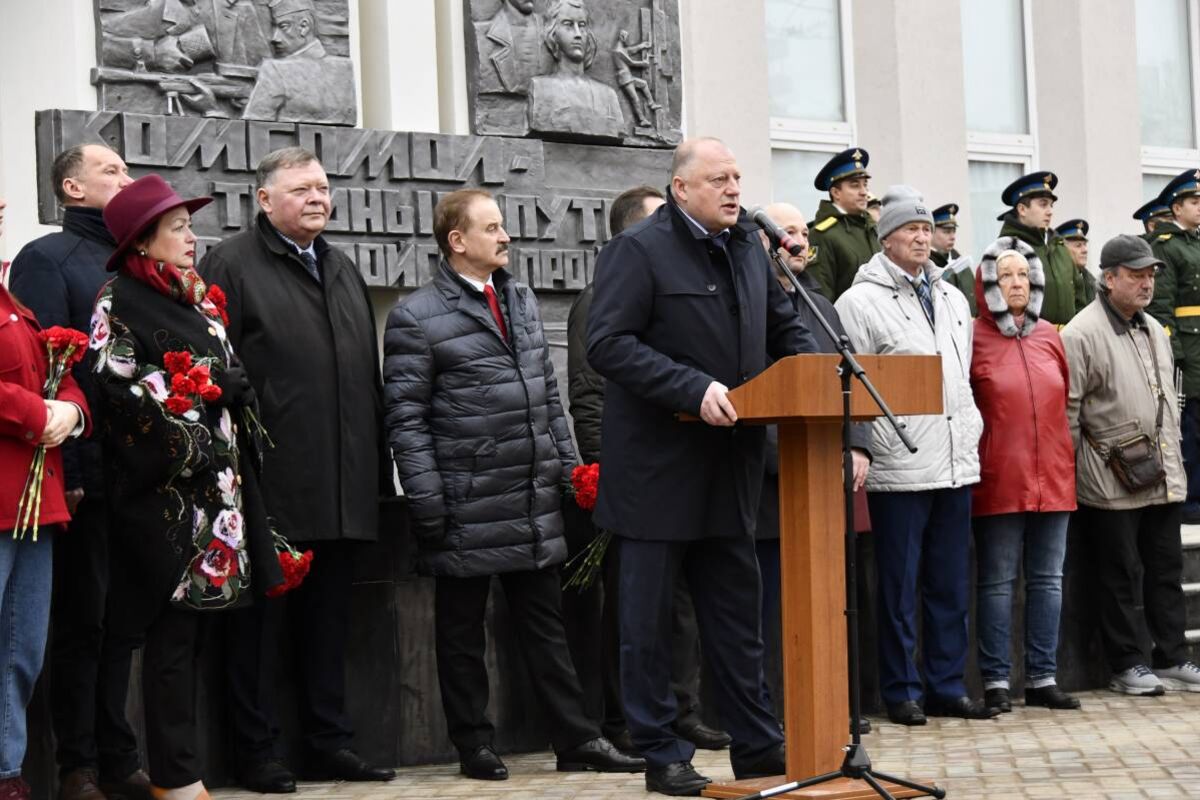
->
[976,236,1044,338]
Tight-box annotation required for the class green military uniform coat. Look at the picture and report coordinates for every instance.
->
[931,248,977,315]
[806,199,880,301]
[1148,220,1200,396]
[997,214,1082,325]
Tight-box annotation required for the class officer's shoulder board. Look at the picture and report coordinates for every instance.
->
[1158,233,1174,242]
[813,216,838,232]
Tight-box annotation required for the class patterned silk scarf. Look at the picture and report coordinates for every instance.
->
[122,253,208,306]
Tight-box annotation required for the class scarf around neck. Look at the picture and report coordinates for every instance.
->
[122,252,208,306]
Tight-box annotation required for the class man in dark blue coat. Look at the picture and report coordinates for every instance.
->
[586,137,818,796]
[8,144,148,800]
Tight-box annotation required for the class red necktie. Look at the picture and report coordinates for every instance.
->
[484,284,508,340]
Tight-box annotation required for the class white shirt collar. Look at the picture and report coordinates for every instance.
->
[457,273,495,293]
[676,203,730,239]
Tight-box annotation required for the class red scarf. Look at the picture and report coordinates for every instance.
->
[121,253,208,306]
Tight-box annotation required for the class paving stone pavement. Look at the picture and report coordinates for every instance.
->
[212,690,1200,799]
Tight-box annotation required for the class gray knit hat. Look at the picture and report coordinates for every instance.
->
[876,185,934,240]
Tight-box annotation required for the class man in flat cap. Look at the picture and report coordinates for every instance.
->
[1147,170,1200,523]
[1056,218,1095,305]
[930,203,976,315]
[806,148,880,301]
[1136,198,1175,239]
[993,171,1083,325]
[1062,234,1200,695]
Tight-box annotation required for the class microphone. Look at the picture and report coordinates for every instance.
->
[748,206,806,258]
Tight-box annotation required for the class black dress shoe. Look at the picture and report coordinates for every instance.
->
[557,737,646,772]
[732,743,786,780]
[925,695,1000,719]
[99,770,152,800]
[886,700,926,726]
[238,761,296,794]
[607,728,637,754]
[853,716,872,735]
[645,761,711,796]
[459,746,508,781]
[674,718,732,750]
[307,749,395,782]
[984,687,1012,713]
[1024,684,1081,710]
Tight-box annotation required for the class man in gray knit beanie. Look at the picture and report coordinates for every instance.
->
[876,185,934,242]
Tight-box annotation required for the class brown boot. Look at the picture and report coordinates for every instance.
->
[101,770,152,800]
[59,769,106,800]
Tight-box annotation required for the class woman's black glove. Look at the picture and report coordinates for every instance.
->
[214,365,257,408]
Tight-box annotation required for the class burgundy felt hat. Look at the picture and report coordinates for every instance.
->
[103,174,212,272]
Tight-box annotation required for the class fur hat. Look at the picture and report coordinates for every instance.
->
[978,236,1044,338]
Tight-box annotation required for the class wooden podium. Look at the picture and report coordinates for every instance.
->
[701,353,943,800]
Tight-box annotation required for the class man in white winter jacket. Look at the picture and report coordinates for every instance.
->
[834,186,995,726]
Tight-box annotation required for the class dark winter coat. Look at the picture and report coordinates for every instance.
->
[756,270,872,540]
[198,213,389,545]
[969,239,1076,518]
[90,273,280,634]
[8,206,115,496]
[383,260,577,577]
[996,214,1082,325]
[586,194,817,542]
[0,286,90,532]
[566,283,604,464]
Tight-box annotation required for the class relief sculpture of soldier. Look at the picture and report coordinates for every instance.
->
[612,29,660,129]
[471,0,548,134]
[527,0,625,143]
[182,0,356,125]
[99,0,271,74]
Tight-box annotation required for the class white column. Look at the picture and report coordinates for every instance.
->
[680,0,772,202]
[850,0,971,245]
[359,0,441,133]
[1030,0,1142,253]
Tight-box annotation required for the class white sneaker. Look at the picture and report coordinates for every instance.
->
[1154,661,1200,692]
[1109,664,1165,696]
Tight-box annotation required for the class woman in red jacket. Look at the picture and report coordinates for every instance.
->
[0,196,90,800]
[970,240,1079,714]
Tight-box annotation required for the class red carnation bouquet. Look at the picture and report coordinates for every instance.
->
[161,350,222,415]
[14,326,90,540]
[563,463,610,590]
[265,531,314,598]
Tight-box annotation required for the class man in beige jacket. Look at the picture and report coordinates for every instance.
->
[1062,234,1200,696]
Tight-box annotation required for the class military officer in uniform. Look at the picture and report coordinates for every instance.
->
[1056,218,1095,305]
[993,171,1082,325]
[806,148,880,301]
[1135,197,1174,238]
[1147,169,1200,524]
[930,203,975,315]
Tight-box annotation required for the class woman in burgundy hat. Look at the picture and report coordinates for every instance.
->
[88,175,282,800]
[0,196,91,800]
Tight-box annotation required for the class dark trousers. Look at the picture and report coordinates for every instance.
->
[868,487,971,705]
[49,499,141,778]
[618,535,783,769]
[435,567,599,755]
[596,540,705,736]
[116,605,201,789]
[1182,398,1200,516]
[1076,503,1187,672]
[226,541,354,765]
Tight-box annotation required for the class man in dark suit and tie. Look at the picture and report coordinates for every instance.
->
[586,137,818,796]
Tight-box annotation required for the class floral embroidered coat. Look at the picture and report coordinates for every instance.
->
[90,272,281,633]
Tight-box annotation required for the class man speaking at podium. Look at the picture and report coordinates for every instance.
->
[587,137,818,796]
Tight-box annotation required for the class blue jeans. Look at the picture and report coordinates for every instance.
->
[974,511,1069,688]
[0,532,53,777]
[867,487,972,705]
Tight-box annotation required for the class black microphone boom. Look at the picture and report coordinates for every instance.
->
[748,206,807,258]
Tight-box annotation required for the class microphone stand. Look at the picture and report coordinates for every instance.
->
[732,245,942,800]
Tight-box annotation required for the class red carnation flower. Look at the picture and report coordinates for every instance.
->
[186,364,211,384]
[163,351,193,374]
[165,395,193,415]
[205,285,229,326]
[170,373,198,396]
[40,326,90,366]
[571,463,600,511]
[198,383,223,403]
[266,547,314,598]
